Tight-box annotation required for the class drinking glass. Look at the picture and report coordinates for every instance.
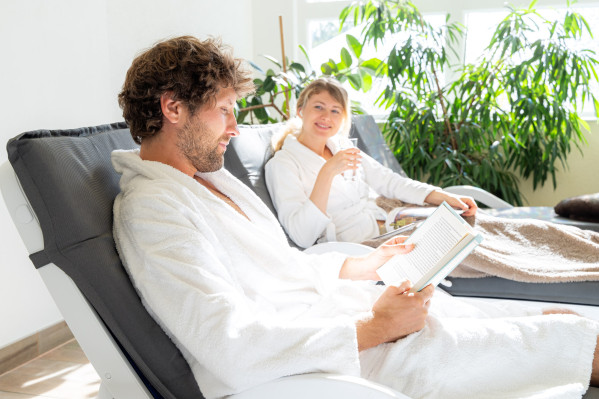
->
[341,137,359,181]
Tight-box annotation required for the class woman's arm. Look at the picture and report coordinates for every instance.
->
[424,190,478,216]
[360,153,438,205]
[265,156,332,248]
[360,154,477,215]
[309,148,361,213]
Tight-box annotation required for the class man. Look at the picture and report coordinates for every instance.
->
[113,36,599,399]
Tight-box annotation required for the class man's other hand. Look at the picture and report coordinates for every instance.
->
[356,280,434,351]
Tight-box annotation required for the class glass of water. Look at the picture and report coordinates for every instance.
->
[341,137,359,181]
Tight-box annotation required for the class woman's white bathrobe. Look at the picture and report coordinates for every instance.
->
[265,134,438,248]
[112,149,599,399]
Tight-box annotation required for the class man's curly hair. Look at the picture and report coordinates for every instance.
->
[118,36,255,144]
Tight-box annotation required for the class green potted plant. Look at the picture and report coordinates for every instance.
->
[239,0,598,206]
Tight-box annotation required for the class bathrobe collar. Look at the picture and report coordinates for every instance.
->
[112,148,288,244]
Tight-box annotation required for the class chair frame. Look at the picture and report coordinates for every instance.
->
[1,162,151,399]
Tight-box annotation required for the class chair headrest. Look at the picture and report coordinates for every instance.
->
[226,122,284,216]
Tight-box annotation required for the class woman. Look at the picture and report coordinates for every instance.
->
[265,77,477,248]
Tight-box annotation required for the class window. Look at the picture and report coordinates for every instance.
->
[308,18,354,49]
[464,10,508,65]
[299,2,598,117]
[465,6,599,62]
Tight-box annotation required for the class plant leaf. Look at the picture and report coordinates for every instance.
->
[261,54,282,68]
[346,34,363,58]
[341,47,353,68]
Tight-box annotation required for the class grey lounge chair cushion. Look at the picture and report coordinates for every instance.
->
[554,193,599,223]
[226,122,284,217]
[7,124,203,399]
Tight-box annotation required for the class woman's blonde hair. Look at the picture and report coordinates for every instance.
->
[273,76,351,151]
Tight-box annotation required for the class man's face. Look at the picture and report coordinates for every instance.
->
[176,87,239,173]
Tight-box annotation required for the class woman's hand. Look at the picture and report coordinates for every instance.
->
[321,148,361,178]
[310,148,362,214]
[425,190,478,216]
[339,235,414,281]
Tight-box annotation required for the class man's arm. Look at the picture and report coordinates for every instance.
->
[115,188,363,397]
[337,236,434,350]
[338,235,414,281]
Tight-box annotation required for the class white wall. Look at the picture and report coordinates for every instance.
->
[0,0,253,349]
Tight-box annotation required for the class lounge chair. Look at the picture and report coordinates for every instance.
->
[0,122,409,399]
[2,118,597,398]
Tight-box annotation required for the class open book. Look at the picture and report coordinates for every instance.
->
[377,202,482,292]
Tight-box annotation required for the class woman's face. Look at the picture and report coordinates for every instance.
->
[298,90,345,141]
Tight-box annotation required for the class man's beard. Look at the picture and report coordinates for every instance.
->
[176,119,226,173]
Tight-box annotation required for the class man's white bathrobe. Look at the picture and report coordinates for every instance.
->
[265,134,438,248]
[112,149,599,399]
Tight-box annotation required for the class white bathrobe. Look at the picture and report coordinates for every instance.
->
[265,134,437,248]
[112,149,599,399]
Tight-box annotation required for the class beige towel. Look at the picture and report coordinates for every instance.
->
[364,198,599,283]
[456,211,599,282]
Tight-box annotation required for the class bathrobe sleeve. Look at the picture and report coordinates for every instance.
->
[115,187,361,398]
[361,153,439,204]
[265,155,332,248]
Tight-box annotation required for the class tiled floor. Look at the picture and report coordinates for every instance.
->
[0,340,100,399]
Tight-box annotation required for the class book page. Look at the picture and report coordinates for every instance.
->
[377,202,478,289]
